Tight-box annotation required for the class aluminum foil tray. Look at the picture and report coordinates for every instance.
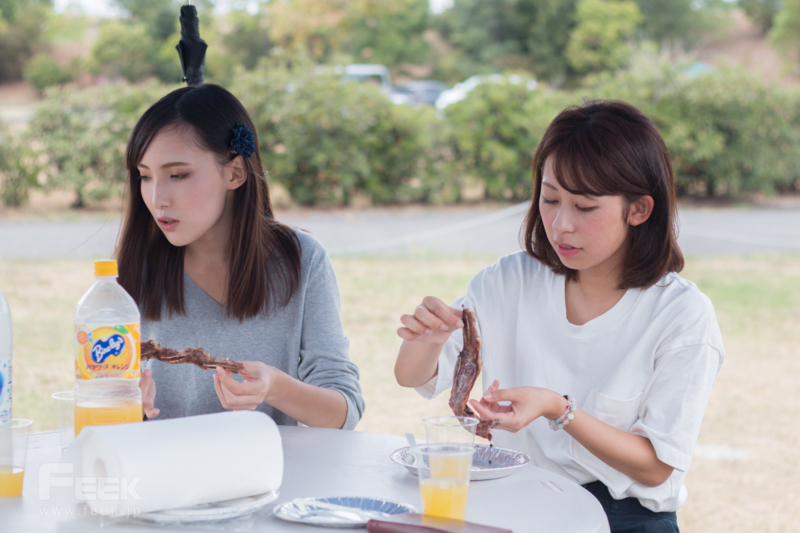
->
[390,444,531,481]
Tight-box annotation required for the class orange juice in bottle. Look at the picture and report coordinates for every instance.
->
[74,260,142,435]
[74,399,143,436]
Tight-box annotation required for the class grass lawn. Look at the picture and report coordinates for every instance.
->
[1,254,798,532]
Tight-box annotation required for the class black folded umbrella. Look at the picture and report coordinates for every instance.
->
[175,3,207,86]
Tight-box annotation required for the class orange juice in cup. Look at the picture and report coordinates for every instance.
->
[0,418,33,497]
[418,445,473,519]
[0,467,24,497]
[417,415,478,521]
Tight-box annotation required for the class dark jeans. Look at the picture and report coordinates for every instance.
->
[583,481,679,533]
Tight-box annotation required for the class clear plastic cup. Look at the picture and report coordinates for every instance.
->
[417,443,474,520]
[418,416,478,520]
[52,391,75,450]
[0,418,33,497]
[423,416,479,446]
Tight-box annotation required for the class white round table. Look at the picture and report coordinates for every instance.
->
[0,426,609,532]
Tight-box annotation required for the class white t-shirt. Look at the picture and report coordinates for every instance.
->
[416,251,724,513]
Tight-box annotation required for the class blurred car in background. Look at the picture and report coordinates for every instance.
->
[340,65,450,107]
[340,64,413,105]
[435,74,538,110]
[342,64,393,94]
[392,80,450,107]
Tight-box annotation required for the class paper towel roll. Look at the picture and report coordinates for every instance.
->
[61,410,282,514]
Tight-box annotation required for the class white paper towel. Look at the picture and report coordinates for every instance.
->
[60,410,283,515]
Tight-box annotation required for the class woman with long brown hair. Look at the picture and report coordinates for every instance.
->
[116,84,363,429]
[394,100,724,532]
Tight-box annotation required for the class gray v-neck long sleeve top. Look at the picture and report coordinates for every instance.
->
[141,230,364,430]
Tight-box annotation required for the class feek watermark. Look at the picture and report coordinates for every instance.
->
[39,504,141,518]
[39,463,142,502]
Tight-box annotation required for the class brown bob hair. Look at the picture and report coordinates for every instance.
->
[521,99,683,289]
[115,84,301,321]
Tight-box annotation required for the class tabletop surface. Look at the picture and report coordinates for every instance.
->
[0,426,610,533]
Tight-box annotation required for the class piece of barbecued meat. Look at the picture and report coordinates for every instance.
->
[448,306,498,440]
[140,340,246,374]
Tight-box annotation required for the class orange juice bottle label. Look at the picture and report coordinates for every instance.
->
[74,324,140,380]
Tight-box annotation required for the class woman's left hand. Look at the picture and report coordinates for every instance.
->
[213,362,279,411]
[469,380,566,432]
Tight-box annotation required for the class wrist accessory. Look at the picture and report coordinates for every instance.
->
[548,395,576,431]
[230,124,256,157]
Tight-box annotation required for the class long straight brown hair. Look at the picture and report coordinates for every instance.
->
[521,99,684,289]
[115,84,301,321]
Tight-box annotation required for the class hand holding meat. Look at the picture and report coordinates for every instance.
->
[469,379,568,433]
[139,368,160,419]
[213,362,278,411]
[397,296,464,344]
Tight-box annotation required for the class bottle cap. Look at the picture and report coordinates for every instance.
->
[94,260,118,277]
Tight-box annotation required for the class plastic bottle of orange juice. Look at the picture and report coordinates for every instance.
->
[74,260,142,436]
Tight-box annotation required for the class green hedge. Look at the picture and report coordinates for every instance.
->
[445,53,800,200]
[232,54,443,206]
[443,75,575,201]
[22,54,74,91]
[5,53,800,208]
[0,120,39,207]
[584,52,800,196]
[27,81,177,207]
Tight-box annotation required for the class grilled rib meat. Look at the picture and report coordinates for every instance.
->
[448,306,498,440]
[141,340,246,374]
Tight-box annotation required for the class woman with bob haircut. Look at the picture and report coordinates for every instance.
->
[116,83,364,430]
[394,100,723,532]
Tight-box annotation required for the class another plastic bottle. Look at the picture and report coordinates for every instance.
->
[0,289,16,489]
[0,290,11,427]
[0,290,12,451]
[74,260,142,436]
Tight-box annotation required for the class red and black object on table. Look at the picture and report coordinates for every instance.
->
[366,513,512,533]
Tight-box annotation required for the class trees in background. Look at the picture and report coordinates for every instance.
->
[90,21,161,82]
[6,49,798,208]
[4,0,800,207]
[433,0,580,84]
[89,0,217,83]
[0,118,39,207]
[345,0,431,67]
[635,0,721,47]
[222,8,272,71]
[566,0,641,74]
[0,0,51,82]
[430,0,726,85]
[266,0,431,68]
[739,0,781,34]
[4,0,733,89]
[769,0,800,67]
[233,51,442,206]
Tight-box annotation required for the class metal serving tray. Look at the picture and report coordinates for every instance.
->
[390,444,531,481]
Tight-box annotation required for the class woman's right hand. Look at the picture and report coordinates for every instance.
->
[397,296,464,345]
[140,368,160,419]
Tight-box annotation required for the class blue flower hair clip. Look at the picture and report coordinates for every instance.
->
[230,124,256,158]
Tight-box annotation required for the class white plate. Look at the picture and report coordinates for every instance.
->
[133,490,279,524]
[273,496,416,529]
[390,444,531,481]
